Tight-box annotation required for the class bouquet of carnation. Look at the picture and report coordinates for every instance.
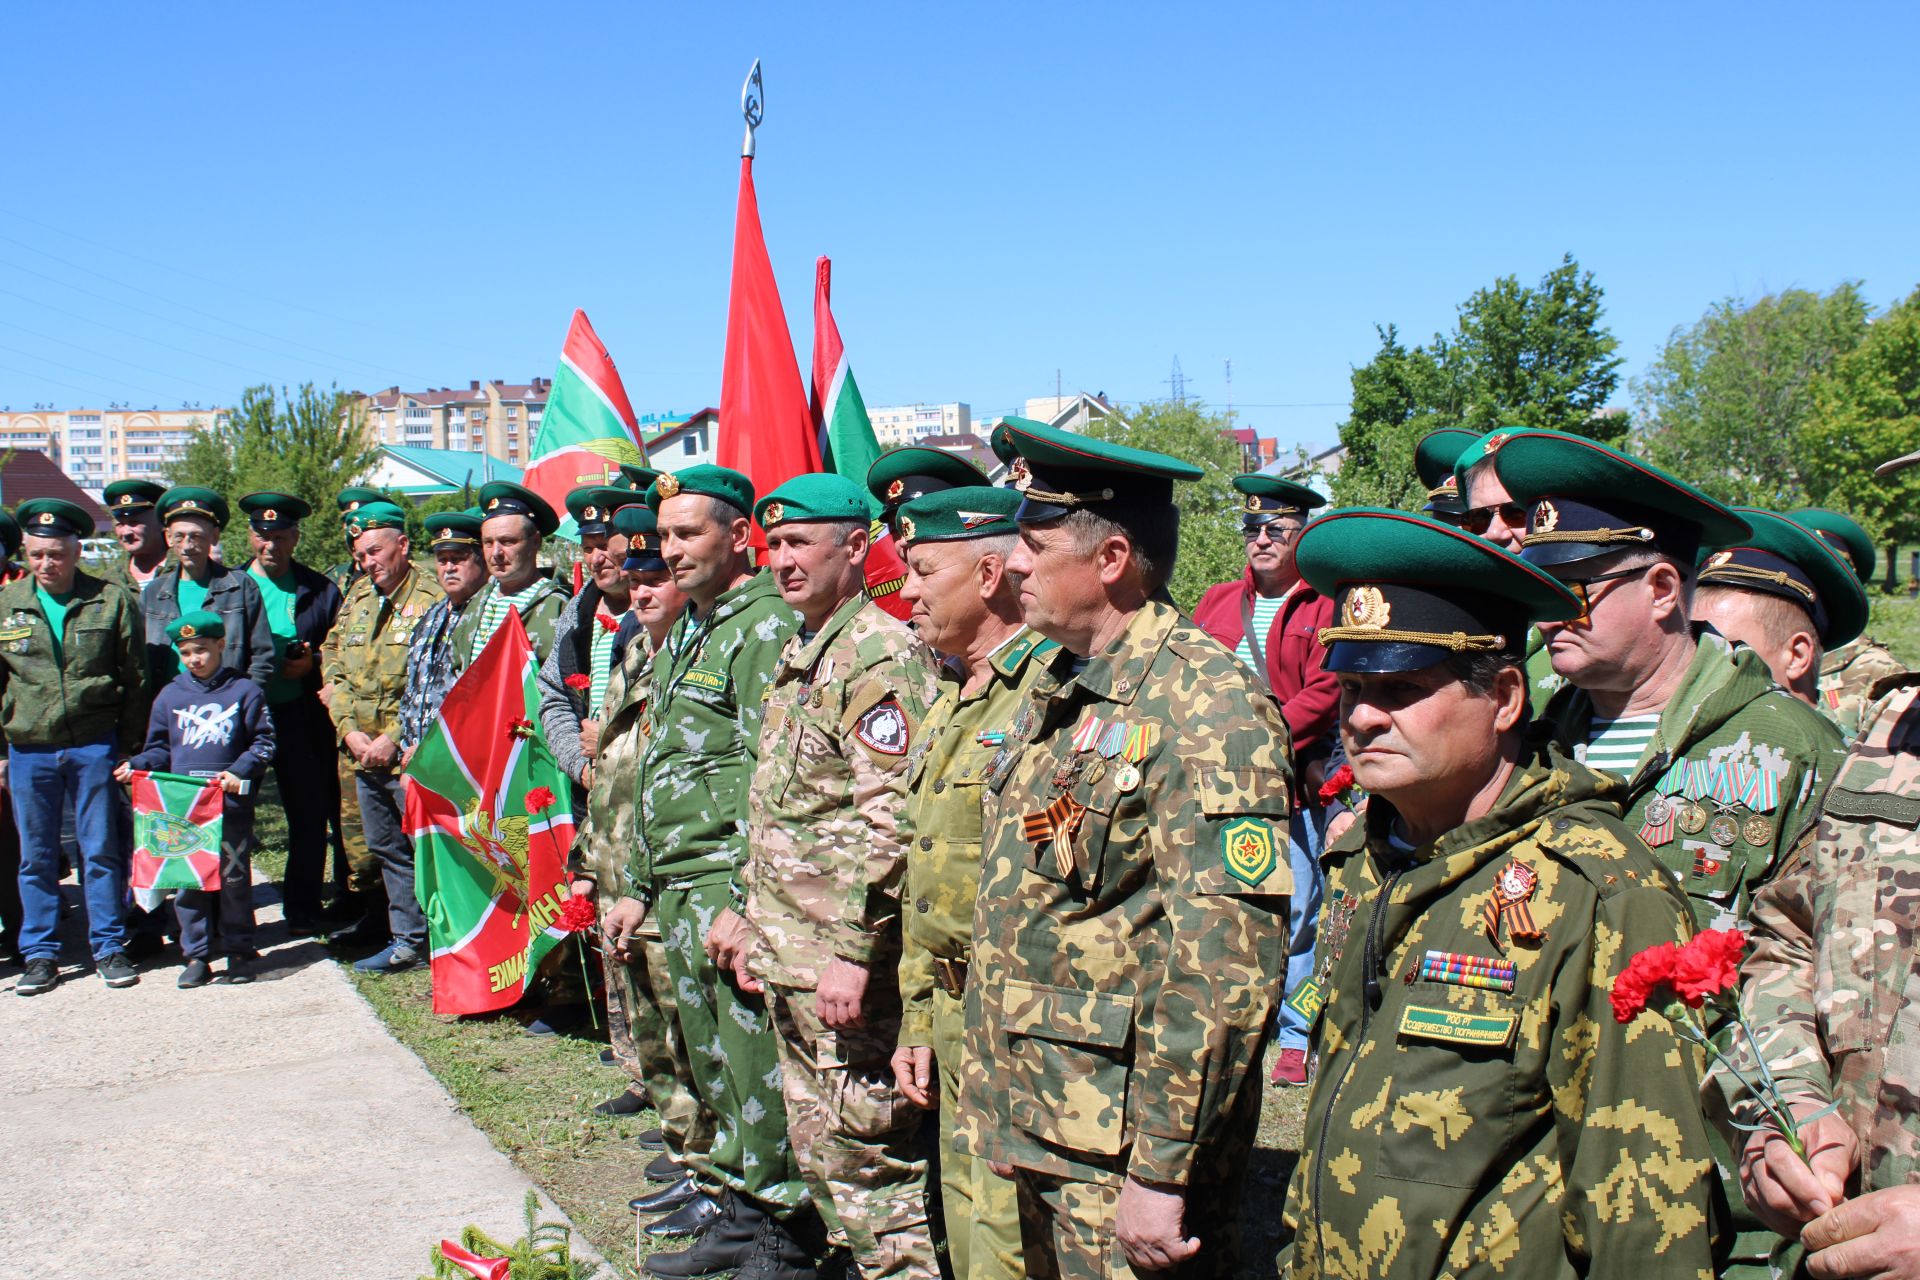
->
[1317,762,1360,808]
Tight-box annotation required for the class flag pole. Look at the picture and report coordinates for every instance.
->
[741,59,764,158]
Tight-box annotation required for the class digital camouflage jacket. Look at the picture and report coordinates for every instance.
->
[0,570,147,752]
[1817,634,1906,742]
[321,563,444,759]
[1713,677,1920,1195]
[957,601,1292,1188]
[575,628,655,921]
[1277,742,1716,1280]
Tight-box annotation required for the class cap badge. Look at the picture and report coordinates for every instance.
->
[898,515,917,541]
[1707,550,1734,570]
[178,624,197,639]
[656,473,682,499]
[36,512,54,525]
[261,509,278,522]
[347,521,364,537]
[1341,585,1391,631]
[1245,493,1265,514]
[345,499,362,512]
[1485,433,1510,455]
[583,505,600,521]
[1534,500,1560,534]
[1438,476,1458,494]
[486,497,501,510]
[764,502,786,525]
[886,479,904,501]
[1010,458,1033,492]
[632,535,648,551]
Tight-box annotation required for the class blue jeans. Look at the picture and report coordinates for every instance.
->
[357,770,425,949]
[11,741,126,962]
[1277,804,1327,1051]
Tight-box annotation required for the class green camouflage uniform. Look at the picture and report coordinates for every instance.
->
[0,571,148,751]
[899,628,1054,1280]
[1542,631,1846,1272]
[450,575,571,669]
[1816,633,1906,741]
[625,571,807,1214]
[745,593,942,1276]
[1277,743,1718,1279]
[577,628,708,1179]
[327,574,377,893]
[321,564,445,762]
[958,601,1292,1279]
[1710,677,1920,1200]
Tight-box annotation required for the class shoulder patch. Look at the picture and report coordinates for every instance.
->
[1222,817,1280,886]
[854,697,910,756]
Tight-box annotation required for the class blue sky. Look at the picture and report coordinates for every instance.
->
[3,2,1915,454]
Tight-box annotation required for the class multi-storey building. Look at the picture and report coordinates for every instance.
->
[866,401,971,449]
[0,407,225,497]
[355,379,550,467]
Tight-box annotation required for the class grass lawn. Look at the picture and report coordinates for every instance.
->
[1867,591,1920,666]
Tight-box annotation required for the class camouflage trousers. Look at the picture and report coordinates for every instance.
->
[932,986,1024,1280]
[333,751,378,895]
[602,925,713,1180]
[654,880,808,1215]
[766,984,937,1279]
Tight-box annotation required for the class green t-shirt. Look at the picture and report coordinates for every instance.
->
[34,585,75,661]
[249,567,302,704]
[154,574,213,681]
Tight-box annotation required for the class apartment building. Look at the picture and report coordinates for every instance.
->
[866,401,971,449]
[0,406,225,497]
[355,378,550,467]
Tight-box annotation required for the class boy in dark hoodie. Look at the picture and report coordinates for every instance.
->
[116,610,275,987]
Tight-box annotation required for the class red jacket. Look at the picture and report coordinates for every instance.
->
[1192,570,1338,750]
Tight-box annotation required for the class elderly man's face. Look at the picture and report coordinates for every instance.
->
[1244,514,1303,580]
[1006,520,1107,650]
[482,516,539,589]
[581,530,631,597]
[1337,664,1507,803]
[357,528,412,593]
[24,534,78,594]
[766,522,865,624]
[249,525,299,576]
[166,517,219,573]
[434,546,488,604]
[902,539,989,659]
[627,568,688,632]
[115,510,163,559]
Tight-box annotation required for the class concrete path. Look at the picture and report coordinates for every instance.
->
[0,877,607,1280]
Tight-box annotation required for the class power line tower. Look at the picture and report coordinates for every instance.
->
[1165,356,1188,407]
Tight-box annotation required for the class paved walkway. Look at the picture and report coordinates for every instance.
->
[0,876,607,1280]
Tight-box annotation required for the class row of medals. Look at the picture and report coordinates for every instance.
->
[1645,793,1771,849]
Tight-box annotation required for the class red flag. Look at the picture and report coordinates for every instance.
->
[718,156,819,548]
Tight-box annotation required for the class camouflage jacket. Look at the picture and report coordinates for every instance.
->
[322,563,445,759]
[1277,743,1716,1279]
[1817,634,1906,742]
[957,601,1293,1187]
[897,627,1056,1047]
[396,595,471,751]
[576,628,658,926]
[0,571,148,752]
[629,571,800,890]
[1543,631,1845,933]
[450,575,570,671]
[1711,678,1920,1195]
[743,593,940,990]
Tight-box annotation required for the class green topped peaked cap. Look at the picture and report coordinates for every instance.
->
[895,485,1021,546]
[565,485,633,538]
[166,609,226,644]
[1490,430,1751,570]
[237,490,312,533]
[1699,509,1869,649]
[15,499,94,539]
[754,473,872,531]
[0,509,18,559]
[865,447,990,523]
[996,415,1203,523]
[1295,507,1582,674]
[158,486,230,529]
[616,463,659,493]
[646,464,755,519]
[1415,427,1479,517]
[424,508,482,551]
[1790,507,1876,582]
[344,500,408,541]
[1232,474,1325,528]
[1448,424,1533,497]
[335,486,386,518]
[614,504,666,572]
[103,479,166,521]
[478,481,559,537]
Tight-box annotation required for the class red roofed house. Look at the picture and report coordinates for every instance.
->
[1,450,111,533]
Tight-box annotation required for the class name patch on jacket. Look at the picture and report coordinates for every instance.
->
[680,668,727,693]
[1398,1003,1518,1048]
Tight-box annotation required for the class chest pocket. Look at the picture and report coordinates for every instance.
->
[1681,840,1749,907]
[1379,983,1524,1187]
[1002,978,1135,1157]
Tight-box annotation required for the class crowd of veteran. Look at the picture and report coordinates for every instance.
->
[4,413,1920,1280]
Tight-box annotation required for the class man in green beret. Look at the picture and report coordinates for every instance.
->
[864,447,991,537]
[884,484,1050,1280]
[1791,507,1906,739]
[103,478,169,591]
[2,499,149,996]
[1192,472,1337,1088]
[1454,425,1563,704]
[1492,430,1846,1275]
[1275,507,1717,1279]
[321,501,445,971]
[235,491,346,935]
[537,487,637,803]
[600,465,806,1279]
[142,487,276,693]
[701,473,943,1276]
[1413,426,1478,524]
[958,419,1293,1277]
[1693,510,1869,710]
[450,481,570,670]
[327,486,387,597]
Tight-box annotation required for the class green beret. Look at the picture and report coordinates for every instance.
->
[103,479,166,520]
[1414,427,1479,518]
[566,485,633,537]
[237,490,312,533]
[478,481,559,537]
[617,463,660,493]
[1490,431,1750,570]
[1296,508,1581,674]
[646,465,755,518]
[1790,508,1876,582]
[1231,474,1325,527]
[166,610,226,644]
[895,485,1022,546]
[1449,425,1532,496]
[1699,510,1868,649]
[336,486,386,517]
[754,473,873,531]
[424,509,482,550]
[15,499,93,539]
[344,501,408,540]
[615,505,666,571]
[865,447,990,523]
[996,416,1203,523]
[159,486,230,529]
[0,509,20,560]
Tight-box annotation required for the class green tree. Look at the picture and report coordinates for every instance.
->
[1087,399,1245,609]
[1801,287,1920,584]
[1330,254,1625,509]
[1634,284,1871,507]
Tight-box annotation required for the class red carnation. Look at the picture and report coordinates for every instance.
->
[564,673,592,691]
[1671,928,1745,1005]
[596,613,621,633]
[556,896,597,934]
[1610,940,1680,1023]
[507,717,534,740]
[524,785,556,813]
[1318,763,1356,805]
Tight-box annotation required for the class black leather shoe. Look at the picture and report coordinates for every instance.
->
[636,1127,666,1150]
[594,1089,645,1116]
[632,1174,697,1215]
[645,1151,680,1182]
[645,1193,721,1238]
[644,1193,764,1279]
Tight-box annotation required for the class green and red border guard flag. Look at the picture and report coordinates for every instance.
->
[811,256,908,618]
[128,771,224,912]
[404,609,575,1015]
[524,309,649,541]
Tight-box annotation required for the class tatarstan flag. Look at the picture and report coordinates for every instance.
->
[811,255,908,619]
[525,308,648,541]
[404,609,575,1016]
[128,771,224,912]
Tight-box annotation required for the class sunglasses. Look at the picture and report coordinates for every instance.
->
[1562,564,1650,625]
[1460,503,1530,536]
[1242,520,1302,544]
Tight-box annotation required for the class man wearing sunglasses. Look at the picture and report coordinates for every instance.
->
[1492,429,1844,1277]
[1193,474,1337,1088]
[1451,425,1565,705]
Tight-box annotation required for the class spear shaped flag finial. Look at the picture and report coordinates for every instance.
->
[741,58,764,158]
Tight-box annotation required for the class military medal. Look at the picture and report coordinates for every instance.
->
[1638,802,1676,850]
[1709,814,1738,848]
[1741,814,1773,847]
[1082,759,1107,787]
[1676,801,1709,835]
[1114,762,1141,793]
[1643,795,1673,825]
[1484,859,1545,947]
